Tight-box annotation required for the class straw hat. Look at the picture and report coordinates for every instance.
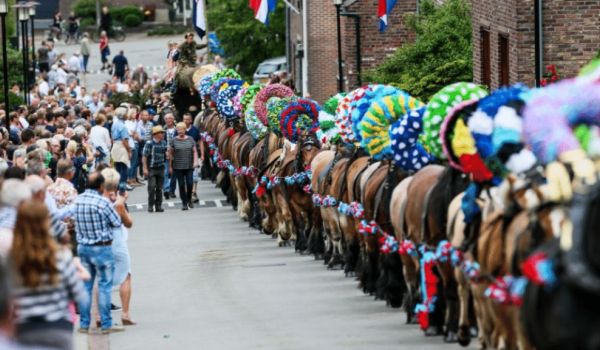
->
[152,125,165,135]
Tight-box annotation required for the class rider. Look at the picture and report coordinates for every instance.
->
[100,7,111,36]
[68,11,78,38]
[51,10,62,39]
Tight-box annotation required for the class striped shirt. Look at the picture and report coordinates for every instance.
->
[170,136,195,170]
[12,249,84,327]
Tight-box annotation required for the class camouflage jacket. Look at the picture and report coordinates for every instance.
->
[178,41,207,68]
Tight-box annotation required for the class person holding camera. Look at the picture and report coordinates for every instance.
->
[142,126,167,213]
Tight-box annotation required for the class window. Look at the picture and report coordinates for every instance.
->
[481,29,491,89]
[499,35,509,87]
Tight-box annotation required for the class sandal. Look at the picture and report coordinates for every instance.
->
[122,317,137,326]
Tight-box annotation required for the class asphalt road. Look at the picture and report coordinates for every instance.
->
[73,179,479,350]
[41,33,207,92]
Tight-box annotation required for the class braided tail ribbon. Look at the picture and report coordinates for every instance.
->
[280,98,322,143]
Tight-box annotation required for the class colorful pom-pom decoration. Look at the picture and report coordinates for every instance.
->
[254,84,295,126]
[241,84,263,113]
[245,105,268,141]
[360,92,423,160]
[323,93,346,116]
[210,68,241,85]
[199,73,217,98]
[210,77,233,102]
[335,87,366,144]
[421,82,488,160]
[217,83,245,119]
[350,84,401,143]
[280,98,322,143]
[267,96,297,137]
[390,106,435,171]
[233,87,247,117]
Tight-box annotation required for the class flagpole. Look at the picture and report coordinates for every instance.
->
[204,0,210,59]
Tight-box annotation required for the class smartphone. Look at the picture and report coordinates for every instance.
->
[118,182,127,196]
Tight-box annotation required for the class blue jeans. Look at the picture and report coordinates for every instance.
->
[78,245,115,329]
[175,169,193,205]
[127,143,139,179]
[82,55,89,72]
[163,159,177,193]
[115,162,128,186]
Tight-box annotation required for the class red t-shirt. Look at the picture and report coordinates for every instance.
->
[100,37,108,50]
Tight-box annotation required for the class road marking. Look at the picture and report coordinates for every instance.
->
[215,200,223,207]
[167,202,174,207]
[135,204,144,210]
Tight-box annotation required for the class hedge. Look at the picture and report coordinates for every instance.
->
[123,14,142,27]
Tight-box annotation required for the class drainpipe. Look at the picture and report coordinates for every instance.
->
[285,5,290,74]
[340,12,361,87]
[534,0,543,87]
[302,0,308,95]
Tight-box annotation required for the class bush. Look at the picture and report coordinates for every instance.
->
[0,91,25,108]
[123,14,142,27]
[0,48,24,90]
[147,26,186,36]
[111,6,143,22]
[80,17,96,27]
[72,0,106,19]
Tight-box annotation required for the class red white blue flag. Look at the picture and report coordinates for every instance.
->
[250,0,278,24]
[378,0,399,32]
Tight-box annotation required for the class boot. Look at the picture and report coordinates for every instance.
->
[155,205,164,213]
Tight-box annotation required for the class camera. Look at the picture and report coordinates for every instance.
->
[118,182,127,196]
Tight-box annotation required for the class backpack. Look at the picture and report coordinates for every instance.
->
[76,166,88,194]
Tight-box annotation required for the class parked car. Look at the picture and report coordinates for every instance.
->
[253,56,287,85]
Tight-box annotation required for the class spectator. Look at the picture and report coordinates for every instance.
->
[163,113,177,199]
[48,42,59,66]
[37,41,50,73]
[99,168,136,326]
[10,201,85,350]
[100,7,111,35]
[169,122,197,210]
[88,94,104,114]
[38,74,50,97]
[132,64,148,87]
[110,107,132,189]
[0,179,32,255]
[67,52,81,75]
[73,172,125,334]
[183,113,202,203]
[213,55,225,70]
[79,87,92,106]
[89,114,111,167]
[47,159,78,231]
[112,50,129,82]
[56,62,68,86]
[143,126,167,213]
[149,72,159,86]
[64,141,92,194]
[80,33,91,73]
[100,31,110,72]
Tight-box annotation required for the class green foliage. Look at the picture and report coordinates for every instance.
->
[147,26,186,36]
[208,0,286,80]
[0,47,24,90]
[362,0,473,102]
[72,0,105,19]
[111,6,144,23]
[0,91,25,107]
[6,0,16,38]
[80,17,96,27]
[123,14,142,27]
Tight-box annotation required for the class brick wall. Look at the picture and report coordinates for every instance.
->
[473,0,600,89]
[342,0,417,91]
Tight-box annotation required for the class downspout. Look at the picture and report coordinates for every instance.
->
[534,0,543,87]
[302,0,308,95]
[286,5,290,74]
[340,12,361,87]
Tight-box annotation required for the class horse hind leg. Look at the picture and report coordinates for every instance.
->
[456,268,473,347]
[343,233,359,277]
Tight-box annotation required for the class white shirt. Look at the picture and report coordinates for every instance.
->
[124,120,142,148]
[89,125,111,156]
[18,117,29,129]
[67,56,80,72]
[38,81,49,96]
[116,82,128,92]
[88,100,104,114]
[56,68,68,85]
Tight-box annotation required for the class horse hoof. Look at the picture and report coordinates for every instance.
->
[458,337,471,347]
[327,263,344,271]
[299,250,311,256]
[469,327,478,338]
[271,233,277,239]
[424,326,443,336]
[345,271,356,278]
[444,331,459,343]
[314,254,324,261]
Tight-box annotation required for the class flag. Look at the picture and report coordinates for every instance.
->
[252,0,278,25]
[193,0,206,39]
[378,0,399,32]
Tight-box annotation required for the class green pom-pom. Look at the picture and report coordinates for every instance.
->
[267,96,297,136]
[323,93,347,116]
[240,85,263,113]
[210,69,242,85]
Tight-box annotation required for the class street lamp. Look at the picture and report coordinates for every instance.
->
[28,2,39,68]
[14,2,31,105]
[334,0,344,93]
[0,0,9,127]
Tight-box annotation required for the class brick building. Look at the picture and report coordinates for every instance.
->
[472,0,600,89]
[287,0,418,103]
[341,0,417,91]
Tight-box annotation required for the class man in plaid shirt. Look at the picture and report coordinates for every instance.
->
[143,125,167,213]
[74,172,125,334]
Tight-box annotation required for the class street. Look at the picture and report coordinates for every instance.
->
[45,33,207,91]
[73,180,478,350]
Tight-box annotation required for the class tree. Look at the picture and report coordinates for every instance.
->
[0,47,24,90]
[362,0,473,102]
[207,0,286,80]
